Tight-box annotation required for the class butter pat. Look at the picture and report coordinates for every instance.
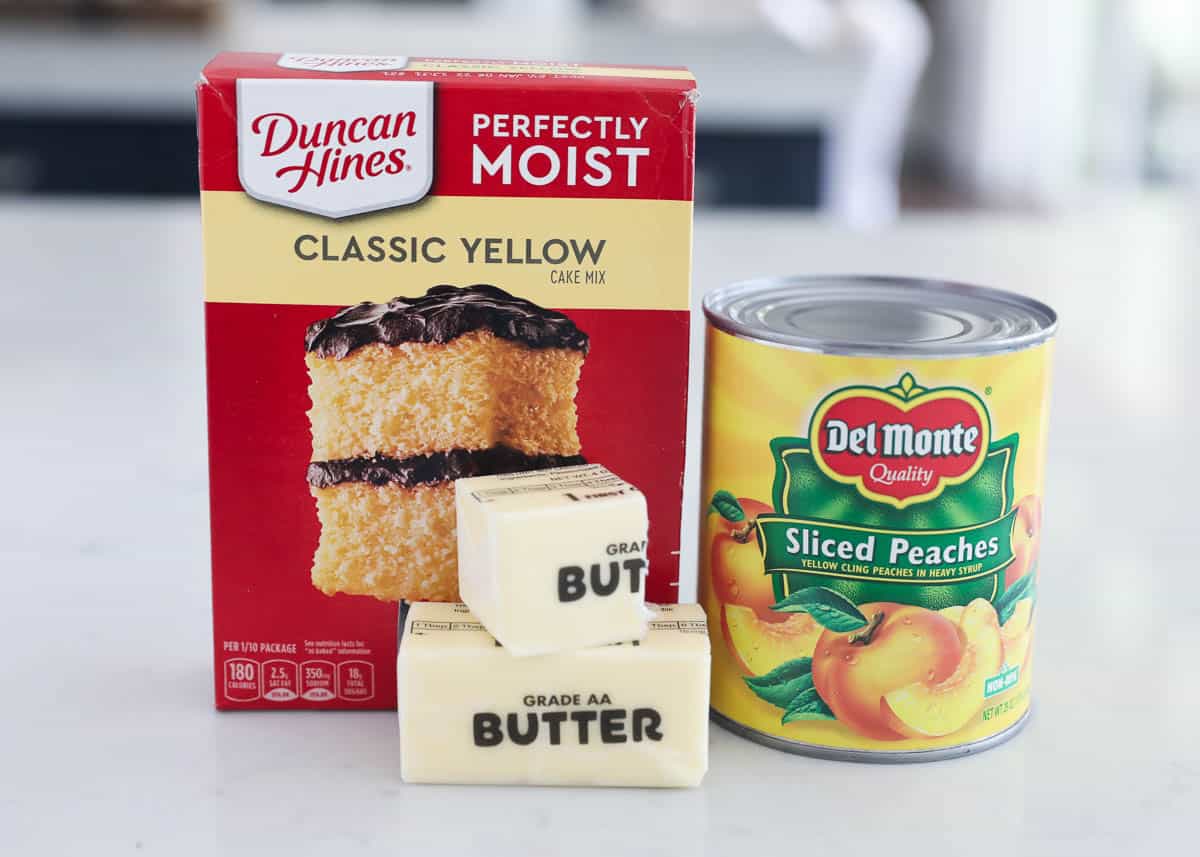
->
[455,464,651,656]
[398,602,710,788]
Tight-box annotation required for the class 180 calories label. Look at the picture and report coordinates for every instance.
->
[700,337,1051,752]
[220,639,375,703]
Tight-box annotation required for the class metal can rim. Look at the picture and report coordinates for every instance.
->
[702,275,1058,358]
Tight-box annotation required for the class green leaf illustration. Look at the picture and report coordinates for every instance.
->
[743,658,814,708]
[900,372,916,393]
[709,489,746,523]
[781,687,836,723]
[771,586,869,632]
[996,569,1036,626]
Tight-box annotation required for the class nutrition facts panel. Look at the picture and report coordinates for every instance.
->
[221,657,375,703]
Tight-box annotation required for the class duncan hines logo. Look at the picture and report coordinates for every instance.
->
[810,373,991,508]
[237,79,433,218]
[276,53,410,73]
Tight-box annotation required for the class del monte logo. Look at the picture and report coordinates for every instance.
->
[809,373,991,508]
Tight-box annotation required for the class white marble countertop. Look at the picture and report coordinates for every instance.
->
[1,195,1196,854]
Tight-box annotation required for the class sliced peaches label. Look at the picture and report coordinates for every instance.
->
[758,373,1019,608]
[701,348,1048,748]
[754,511,1017,583]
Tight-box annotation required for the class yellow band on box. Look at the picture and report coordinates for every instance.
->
[201,192,692,310]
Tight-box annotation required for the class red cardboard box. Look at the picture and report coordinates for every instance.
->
[198,53,697,709]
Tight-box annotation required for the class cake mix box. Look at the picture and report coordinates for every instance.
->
[197,53,697,709]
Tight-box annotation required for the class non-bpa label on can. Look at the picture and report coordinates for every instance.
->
[700,326,1052,753]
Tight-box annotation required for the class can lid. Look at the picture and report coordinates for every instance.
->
[702,276,1057,357]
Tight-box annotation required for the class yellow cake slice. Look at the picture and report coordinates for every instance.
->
[305,285,588,602]
[306,331,583,461]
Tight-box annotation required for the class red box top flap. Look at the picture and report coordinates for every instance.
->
[201,52,696,92]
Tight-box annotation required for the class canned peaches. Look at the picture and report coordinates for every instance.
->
[699,276,1056,761]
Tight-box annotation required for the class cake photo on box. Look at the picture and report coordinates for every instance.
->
[304,284,588,602]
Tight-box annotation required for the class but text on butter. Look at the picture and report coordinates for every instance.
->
[455,464,651,656]
[397,602,710,787]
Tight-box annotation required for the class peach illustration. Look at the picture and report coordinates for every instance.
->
[721,603,823,676]
[709,498,779,619]
[1006,495,1042,586]
[938,605,964,624]
[882,599,1004,738]
[1000,598,1034,670]
[811,602,964,741]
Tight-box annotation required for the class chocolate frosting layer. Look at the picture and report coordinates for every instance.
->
[307,447,587,490]
[305,284,589,359]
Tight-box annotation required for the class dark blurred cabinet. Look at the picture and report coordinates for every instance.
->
[0,114,200,195]
[0,114,822,207]
[696,128,822,208]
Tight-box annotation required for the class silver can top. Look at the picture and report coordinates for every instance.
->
[702,275,1057,357]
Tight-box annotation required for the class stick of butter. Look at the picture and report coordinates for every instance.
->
[455,464,651,655]
[397,602,710,787]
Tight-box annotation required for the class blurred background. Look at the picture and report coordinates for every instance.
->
[0,0,1197,223]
